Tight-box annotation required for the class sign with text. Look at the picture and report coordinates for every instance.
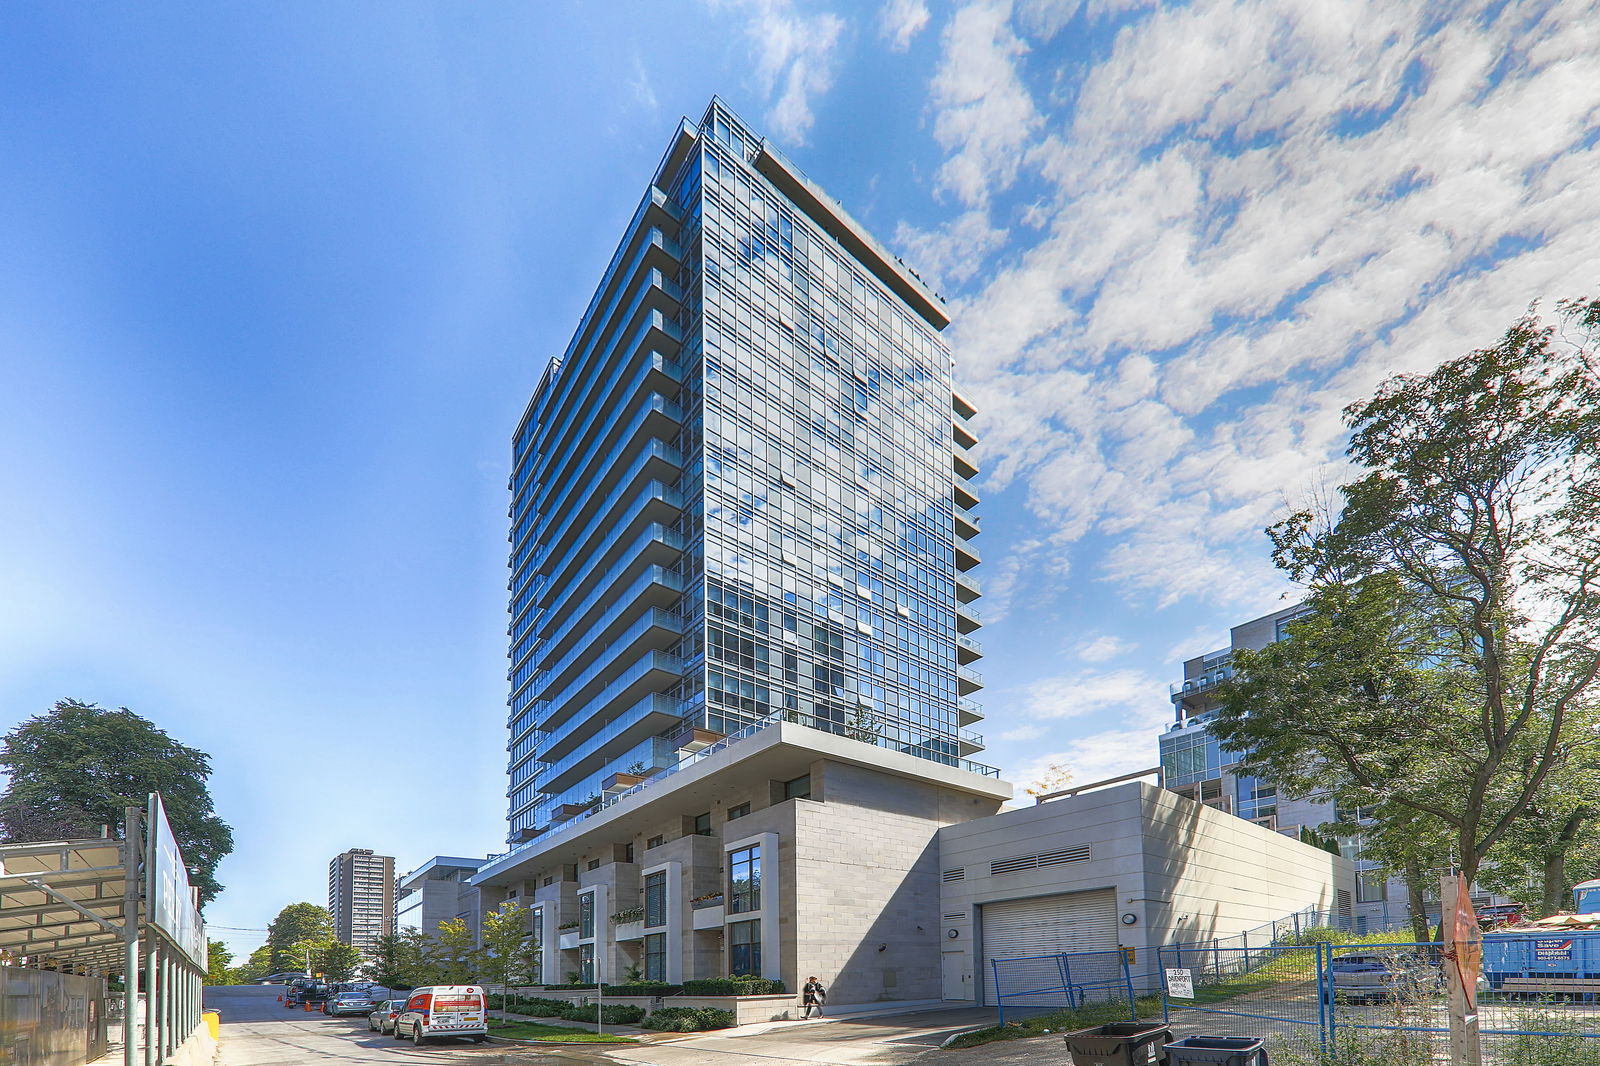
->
[1535,939,1575,961]
[1165,968,1194,999]
[146,793,206,967]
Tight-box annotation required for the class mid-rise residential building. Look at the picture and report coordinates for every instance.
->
[477,99,1001,1005]
[397,856,486,941]
[327,848,395,955]
[1159,605,1506,925]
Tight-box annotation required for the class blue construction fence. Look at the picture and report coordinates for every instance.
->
[998,936,1600,1064]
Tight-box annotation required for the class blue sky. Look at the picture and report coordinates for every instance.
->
[2,1,1595,958]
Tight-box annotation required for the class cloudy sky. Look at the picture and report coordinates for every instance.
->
[2,0,1596,956]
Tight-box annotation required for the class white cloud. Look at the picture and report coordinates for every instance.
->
[880,0,932,51]
[930,1,1042,207]
[1018,667,1163,720]
[712,0,847,145]
[1075,634,1137,662]
[916,0,1600,612]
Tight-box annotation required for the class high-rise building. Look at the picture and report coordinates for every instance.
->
[475,99,1008,1003]
[327,848,395,955]
[502,99,987,843]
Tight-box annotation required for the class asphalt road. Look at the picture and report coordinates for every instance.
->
[200,986,1006,1066]
[201,985,550,1065]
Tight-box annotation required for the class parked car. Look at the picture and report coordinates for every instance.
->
[1478,903,1526,929]
[394,985,488,1045]
[1328,952,1441,1003]
[368,999,405,1034]
[328,991,385,1017]
[286,980,330,1008]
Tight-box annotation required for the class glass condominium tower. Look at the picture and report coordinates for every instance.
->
[504,100,987,845]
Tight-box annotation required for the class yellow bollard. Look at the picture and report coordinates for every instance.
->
[202,1010,220,1039]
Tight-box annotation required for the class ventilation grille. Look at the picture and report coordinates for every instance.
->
[990,845,1091,876]
[943,912,966,922]
[942,867,965,883]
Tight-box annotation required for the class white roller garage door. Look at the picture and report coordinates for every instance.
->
[982,889,1119,1005]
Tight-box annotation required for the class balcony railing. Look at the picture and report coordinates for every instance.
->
[1169,666,1234,702]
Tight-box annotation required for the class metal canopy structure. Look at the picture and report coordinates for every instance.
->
[0,798,206,1066]
[0,837,135,973]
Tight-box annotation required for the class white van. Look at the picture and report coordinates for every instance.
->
[394,985,488,1044]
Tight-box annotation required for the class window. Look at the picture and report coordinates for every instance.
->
[643,870,668,927]
[643,932,666,982]
[587,859,600,871]
[624,843,635,863]
[728,802,751,821]
[1357,868,1389,903]
[647,835,664,849]
[729,844,761,914]
[693,813,713,836]
[729,919,760,976]
[529,906,544,975]
[579,893,595,938]
[542,877,553,887]
[783,774,811,800]
[579,943,594,984]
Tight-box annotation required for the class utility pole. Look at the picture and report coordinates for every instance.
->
[1442,873,1482,1066]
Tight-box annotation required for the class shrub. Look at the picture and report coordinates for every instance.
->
[681,976,786,996]
[515,997,573,1018]
[605,982,680,996]
[641,1006,738,1032]
[559,1003,646,1025]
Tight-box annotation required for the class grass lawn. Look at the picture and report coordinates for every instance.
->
[488,1019,638,1043]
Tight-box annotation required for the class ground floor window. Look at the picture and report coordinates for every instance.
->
[579,943,594,984]
[729,919,760,976]
[643,933,666,981]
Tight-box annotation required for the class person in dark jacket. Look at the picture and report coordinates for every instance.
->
[802,976,827,1019]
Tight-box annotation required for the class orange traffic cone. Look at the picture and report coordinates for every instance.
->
[303,1002,312,1012]
[277,995,283,1003]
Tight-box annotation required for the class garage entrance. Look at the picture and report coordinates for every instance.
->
[981,888,1118,1005]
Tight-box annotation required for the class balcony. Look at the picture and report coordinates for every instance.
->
[956,633,982,664]
[953,419,977,450]
[956,571,981,603]
[558,930,580,951]
[1169,666,1234,704]
[955,536,980,572]
[954,451,979,482]
[954,505,980,540]
[958,696,983,726]
[957,665,984,694]
[953,390,977,420]
[954,480,979,511]
[956,600,981,634]
[692,903,725,930]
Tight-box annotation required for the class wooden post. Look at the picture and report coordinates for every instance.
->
[1442,874,1482,1066]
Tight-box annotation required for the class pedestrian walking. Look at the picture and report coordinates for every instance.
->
[802,975,827,1019]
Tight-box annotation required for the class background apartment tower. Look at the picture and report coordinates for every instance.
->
[503,99,987,843]
[327,847,395,955]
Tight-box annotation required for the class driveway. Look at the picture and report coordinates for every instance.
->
[204,985,527,1065]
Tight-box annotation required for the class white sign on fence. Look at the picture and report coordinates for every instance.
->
[1164,968,1194,999]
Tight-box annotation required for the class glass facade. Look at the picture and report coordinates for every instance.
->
[503,99,987,843]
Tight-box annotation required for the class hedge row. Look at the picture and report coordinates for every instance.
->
[496,996,644,1024]
[640,1006,738,1032]
[680,977,786,996]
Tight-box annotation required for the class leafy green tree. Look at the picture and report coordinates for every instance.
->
[229,943,274,983]
[266,903,333,973]
[433,917,482,985]
[479,902,533,1014]
[317,941,364,982]
[362,933,418,989]
[203,939,234,986]
[0,699,235,905]
[1212,297,1600,935]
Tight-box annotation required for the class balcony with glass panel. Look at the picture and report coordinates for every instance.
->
[954,505,980,540]
[956,600,981,634]
[955,535,980,572]
[956,632,982,664]
[957,665,984,694]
